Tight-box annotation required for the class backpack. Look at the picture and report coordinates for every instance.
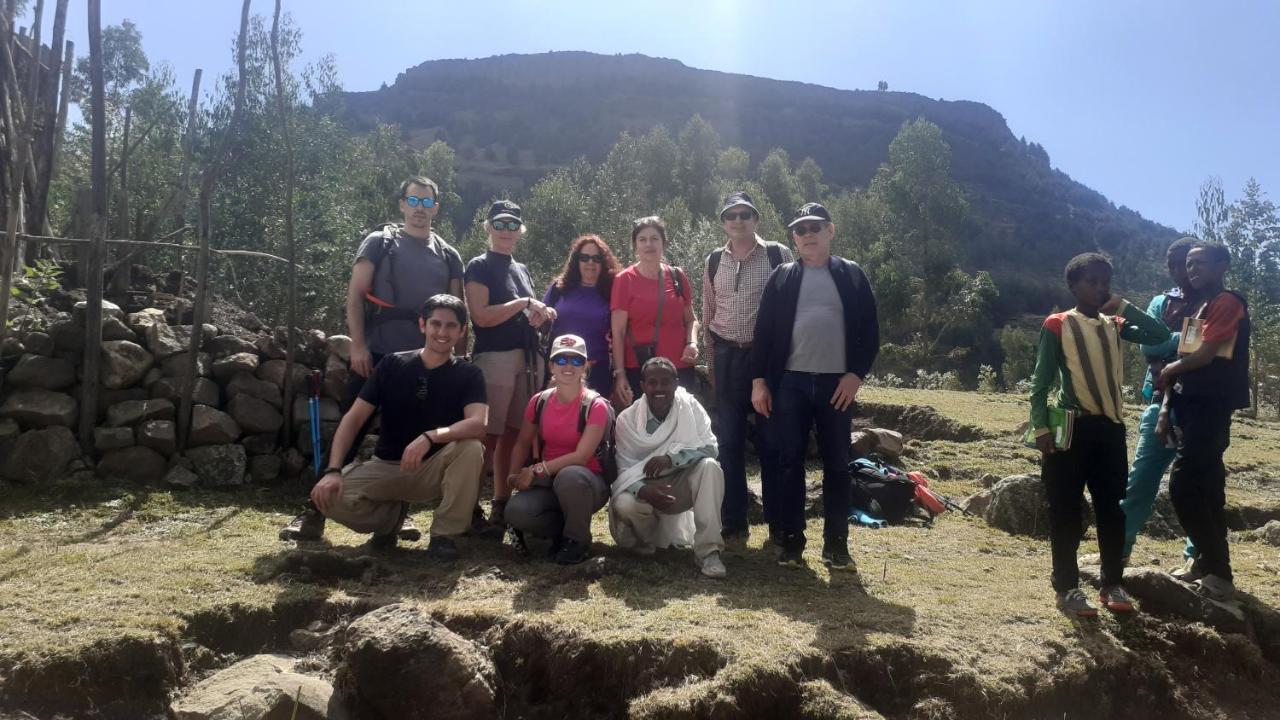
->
[848,457,922,524]
[362,223,461,328]
[532,388,617,483]
[706,243,785,284]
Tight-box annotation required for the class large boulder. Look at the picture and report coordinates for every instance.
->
[163,465,200,489]
[212,352,259,383]
[292,396,341,425]
[1259,520,1280,547]
[256,359,309,390]
[137,420,177,456]
[126,308,167,335]
[47,319,84,352]
[144,322,187,359]
[171,653,346,720]
[242,433,279,456]
[73,299,123,322]
[962,489,994,517]
[22,331,55,356]
[150,376,220,407]
[1079,565,1245,633]
[102,316,137,342]
[6,353,75,390]
[97,446,167,483]
[94,426,135,452]
[228,393,283,434]
[101,340,154,389]
[984,474,1092,538]
[160,352,211,379]
[185,444,247,486]
[0,388,78,428]
[188,406,242,446]
[107,398,175,428]
[248,455,282,483]
[326,335,352,362]
[323,354,349,401]
[337,603,499,720]
[0,426,80,483]
[225,372,282,408]
[205,334,257,360]
[254,334,287,360]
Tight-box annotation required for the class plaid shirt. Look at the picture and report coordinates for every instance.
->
[702,236,793,345]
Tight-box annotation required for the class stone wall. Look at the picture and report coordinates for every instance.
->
[0,300,355,487]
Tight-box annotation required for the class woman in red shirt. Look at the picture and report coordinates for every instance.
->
[609,216,700,406]
[505,334,612,565]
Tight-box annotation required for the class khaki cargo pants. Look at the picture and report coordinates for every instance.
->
[325,438,483,537]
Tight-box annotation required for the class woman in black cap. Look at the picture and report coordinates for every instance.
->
[464,200,556,530]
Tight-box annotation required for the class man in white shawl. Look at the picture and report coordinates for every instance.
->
[610,357,727,578]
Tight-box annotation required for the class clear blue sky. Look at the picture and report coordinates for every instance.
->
[28,0,1280,232]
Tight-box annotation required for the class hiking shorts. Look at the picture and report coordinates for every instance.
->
[473,348,540,435]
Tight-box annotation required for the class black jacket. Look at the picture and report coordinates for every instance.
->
[749,256,880,387]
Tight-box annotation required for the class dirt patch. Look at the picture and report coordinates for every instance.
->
[855,402,986,443]
[0,635,182,719]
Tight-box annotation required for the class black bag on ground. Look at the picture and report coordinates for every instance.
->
[849,457,918,523]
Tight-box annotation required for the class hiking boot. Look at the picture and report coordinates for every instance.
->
[476,499,509,540]
[555,538,591,565]
[398,516,422,543]
[467,504,489,536]
[1195,574,1236,603]
[1171,556,1207,583]
[426,535,460,562]
[367,529,398,552]
[821,541,855,571]
[776,533,805,568]
[1056,588,1099,618]
[279,508,325,541]
[699,551,727,579]
[1099,585,1136,613]
[509,528,530,558]
[547,535,565,559]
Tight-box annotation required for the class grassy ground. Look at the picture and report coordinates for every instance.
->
[2,388,1279,717]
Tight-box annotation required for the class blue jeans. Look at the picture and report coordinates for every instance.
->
[769,371,854,546]
[714,340,774,532]
[1121,401,1197,559]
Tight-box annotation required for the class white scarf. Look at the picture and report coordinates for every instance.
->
[609,388,716,549]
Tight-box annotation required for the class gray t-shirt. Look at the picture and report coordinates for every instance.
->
[786,264,847,374]
[356,227,463,355]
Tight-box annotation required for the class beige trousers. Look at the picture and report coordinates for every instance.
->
[611,457,725,559]
[324,439,483,537]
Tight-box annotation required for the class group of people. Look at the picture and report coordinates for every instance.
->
[1030,238,1251,615]
[278,174,1251,610]
[282,177,881,579]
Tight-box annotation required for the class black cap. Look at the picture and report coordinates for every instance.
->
[719,191,758,220]
[488,200,522,222]
[787,202,832,228]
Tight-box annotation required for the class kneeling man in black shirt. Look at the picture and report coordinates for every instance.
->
[310,294,487,559]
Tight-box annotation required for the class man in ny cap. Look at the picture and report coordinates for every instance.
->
[702,191,792,545]
[281,176,463,542]
[750,202,879,570]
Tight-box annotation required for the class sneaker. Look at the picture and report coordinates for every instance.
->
[279,508,325,541]
[1171,556,1207,583]
[508,528,530,558]
[776,533,805,568]
[1195,574,1236,602]
[426,535,460,562]
[699,551,727,579]
[1057,588,1099,618]
[1099,585,1136,613]
[555,538,591,565]
[821,541,854,571]
[397,516,422,543]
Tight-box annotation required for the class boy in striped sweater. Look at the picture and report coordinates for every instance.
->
[1029,253,1171,617]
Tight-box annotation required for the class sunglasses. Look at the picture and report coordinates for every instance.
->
[404,195,436,208]
[791,221,827,237]
[575,253,603,264]
[552,355,587,367]
[491,220,522,231]
[722,210,755,222]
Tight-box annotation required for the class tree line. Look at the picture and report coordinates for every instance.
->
[6,12,1279,413]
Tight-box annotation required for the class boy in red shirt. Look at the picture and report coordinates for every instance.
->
[1155,242,1251,602]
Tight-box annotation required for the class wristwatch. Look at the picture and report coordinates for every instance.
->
[322,466,342,477]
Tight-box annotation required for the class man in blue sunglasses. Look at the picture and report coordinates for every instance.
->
[281,176,465,541]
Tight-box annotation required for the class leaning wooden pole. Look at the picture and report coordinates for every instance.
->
[28,0,68,241]
[0,0,42,337]
[178,0,251,450]
[271,0,299,445]
[79,0,107,452]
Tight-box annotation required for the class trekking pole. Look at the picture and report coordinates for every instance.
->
[308,370,323,477]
